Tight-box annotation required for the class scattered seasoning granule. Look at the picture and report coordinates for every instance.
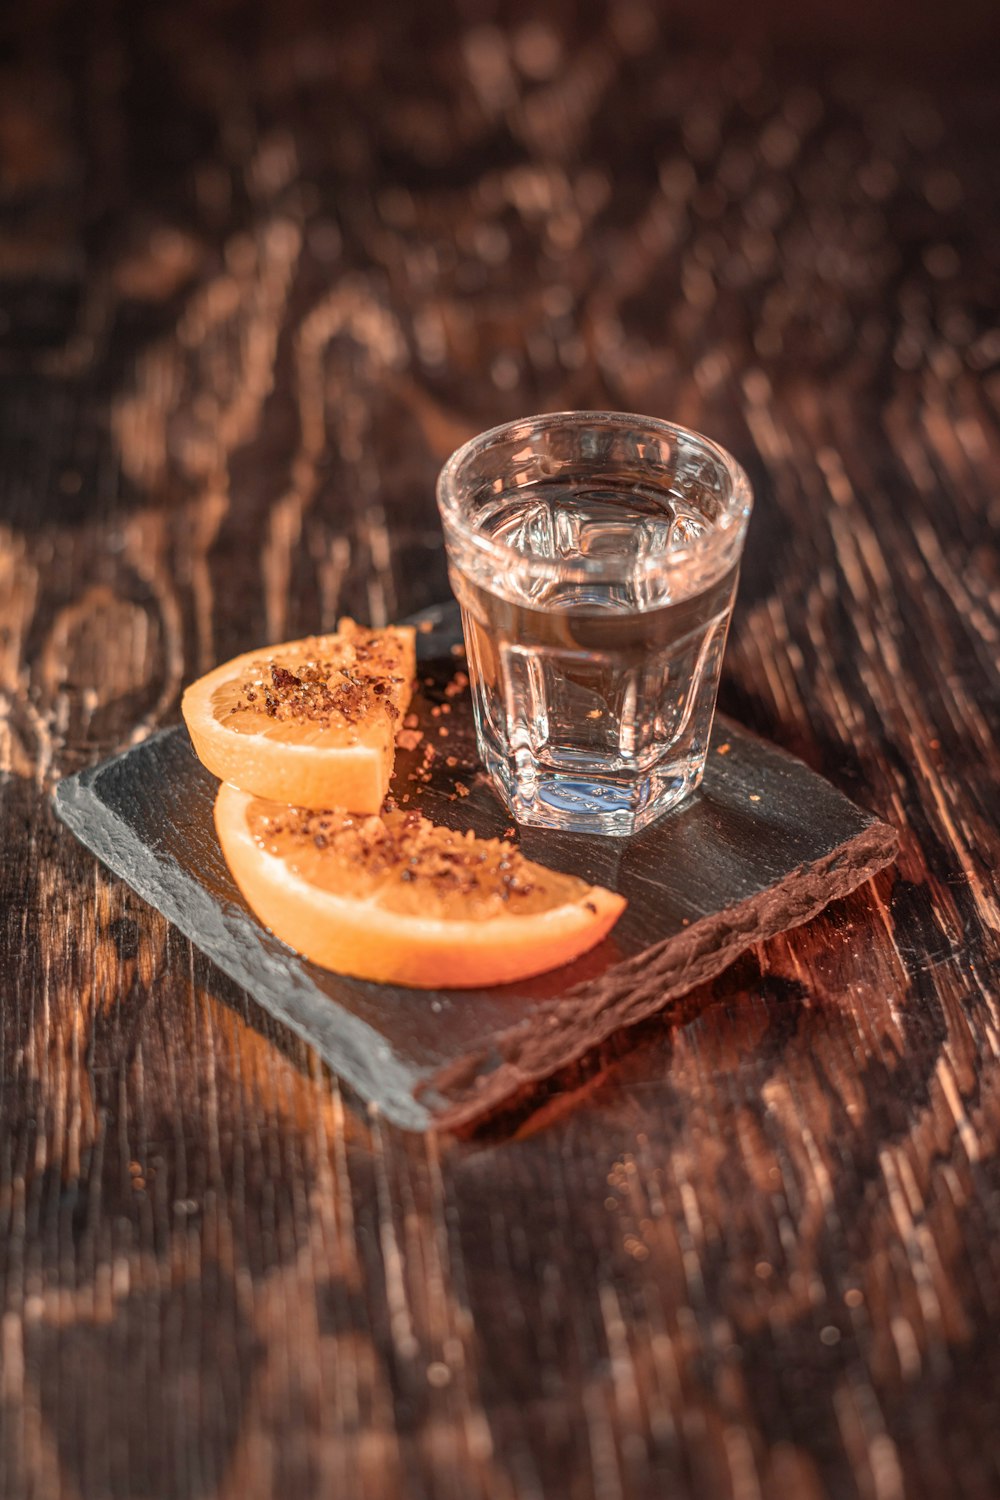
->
[257,805,555,908]
[717,742,731,755]
[231,627,406,731]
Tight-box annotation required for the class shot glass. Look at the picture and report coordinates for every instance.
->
[436,411,752,836]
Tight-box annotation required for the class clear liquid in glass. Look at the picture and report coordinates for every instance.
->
[447,478,738,834]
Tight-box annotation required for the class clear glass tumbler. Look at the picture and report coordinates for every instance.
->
[437,411,752,836]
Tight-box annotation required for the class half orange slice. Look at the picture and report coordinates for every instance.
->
[182,620,416,812]
[214,782,626,988]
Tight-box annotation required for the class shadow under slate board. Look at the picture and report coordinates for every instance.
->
[53,602,898,1132]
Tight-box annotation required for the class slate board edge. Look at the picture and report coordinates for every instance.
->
[434,817,900,1131]
[53,742,436,1131]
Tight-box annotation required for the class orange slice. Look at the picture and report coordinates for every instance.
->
[214,782,626,988]
[182,620,415,812]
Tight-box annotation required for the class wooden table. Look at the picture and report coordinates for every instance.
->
[2,4,998,1496]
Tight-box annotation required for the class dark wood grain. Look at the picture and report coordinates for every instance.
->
[2,1,999,1496]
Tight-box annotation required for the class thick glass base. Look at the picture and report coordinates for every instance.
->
[481,744,705,836]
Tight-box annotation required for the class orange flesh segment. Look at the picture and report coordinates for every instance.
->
[181,621,415,812]
[248,804,586,918]
[214,783,627,989]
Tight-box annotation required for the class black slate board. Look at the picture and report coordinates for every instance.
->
[53,603,898,1131]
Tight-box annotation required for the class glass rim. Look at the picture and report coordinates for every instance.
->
[436,410,753,586]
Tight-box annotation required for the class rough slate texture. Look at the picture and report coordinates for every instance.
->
[3,1,1000,1497]
[54,605,898,1131]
